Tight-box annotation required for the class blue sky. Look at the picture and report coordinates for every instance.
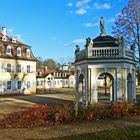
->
[0,0,129,62]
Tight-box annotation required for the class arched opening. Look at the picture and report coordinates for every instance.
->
[127,73,133,100]
[78,74,86,104]
[97,72,114,103]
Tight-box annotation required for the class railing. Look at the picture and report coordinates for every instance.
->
[76,49,86,61]
[125,48,134,58]
[75,47,135,61]
[90,47,119,57]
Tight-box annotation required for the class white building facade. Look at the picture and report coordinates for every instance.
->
[74,18,137,106]
[36,69,75,91]
[0,27,36,95]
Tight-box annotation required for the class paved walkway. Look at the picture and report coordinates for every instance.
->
[0,88,76,120]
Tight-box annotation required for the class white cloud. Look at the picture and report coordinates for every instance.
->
[6,27,23,42]
[93,2,111,9]
[15,34,22,41]
[76,0,91,7]
[7,27,14,36]
[73,39,85,44]
[76,8,87,15]
[115,12,121,17]
[51,37,57,40]
[106,18,115,23]
[67,2,73,7]
[83,22,98,27]
[64,39,85,46]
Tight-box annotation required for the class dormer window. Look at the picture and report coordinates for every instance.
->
[2,36,6,41]
[53,72,55,77]
[17,47,21,56]
[57,73,59,77]
[12,38,16,43]
[26,49,30,57]
[6,45,11,54]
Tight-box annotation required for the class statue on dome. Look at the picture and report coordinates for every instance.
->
[85,37,93,48]
[75,45,80,53]
[100,17,106,36]
[118,36,125,47]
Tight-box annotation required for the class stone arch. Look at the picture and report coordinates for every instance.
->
[78,73,86,103]
[96,71,114,102]
[127,73,133,100]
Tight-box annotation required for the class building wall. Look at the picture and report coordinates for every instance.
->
[39,75,76,89]
[0,58,36,95]
[68,75,75,88]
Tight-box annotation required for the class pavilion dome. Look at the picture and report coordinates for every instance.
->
[93,35,119,47]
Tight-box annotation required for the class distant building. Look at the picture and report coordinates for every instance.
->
[61,64,69,71]
[0,27,36,95]
[36,68,75,92]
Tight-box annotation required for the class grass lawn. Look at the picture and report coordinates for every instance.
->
[51,128,140,140]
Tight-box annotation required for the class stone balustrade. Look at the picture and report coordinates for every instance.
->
[75,47,134,61]
[91,47,119,57]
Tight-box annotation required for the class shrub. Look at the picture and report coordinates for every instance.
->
[0,104,73,128]
[110,101,134,117]
[0,101,140,128]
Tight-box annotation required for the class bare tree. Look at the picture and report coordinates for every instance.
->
[112,0,140,85]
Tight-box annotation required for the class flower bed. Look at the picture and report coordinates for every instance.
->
[0,101,140,128]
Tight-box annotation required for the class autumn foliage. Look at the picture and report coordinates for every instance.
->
[0,101,140,128]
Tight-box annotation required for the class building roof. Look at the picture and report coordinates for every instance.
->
[0,33,36,61]
[93,35,119,47]
[36,68,75,79]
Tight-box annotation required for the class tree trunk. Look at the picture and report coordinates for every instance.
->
[137,23,140,85]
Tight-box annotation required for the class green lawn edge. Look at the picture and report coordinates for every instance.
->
[50,128,140,140]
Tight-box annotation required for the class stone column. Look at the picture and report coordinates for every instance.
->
[121,68,126,101]
[91,68,97,103]
[124,68,128,101]
[132,69,136,101]
[84,68,88,106]
[116,68,122,101]
[87,68,91,104]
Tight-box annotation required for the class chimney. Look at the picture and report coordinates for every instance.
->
[2,27,6,36]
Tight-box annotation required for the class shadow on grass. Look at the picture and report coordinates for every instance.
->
[50,128,140,140]
[9,95,73,105]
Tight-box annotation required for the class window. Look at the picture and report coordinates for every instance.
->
[6,45,11,54]
[7,81,11,90]
[17,64,21,73]
[7,64,11,72]
[12,38,16,43]
[41,81,43,85]
[71,81,73,85]
[27,81,30,89]
[26,49,30,57]
[27,65,30,73]
[17,81,22,89]
[17,47,21,56]
[37,81,39,86]
[2,36,6,41]
[54,81,56,85]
